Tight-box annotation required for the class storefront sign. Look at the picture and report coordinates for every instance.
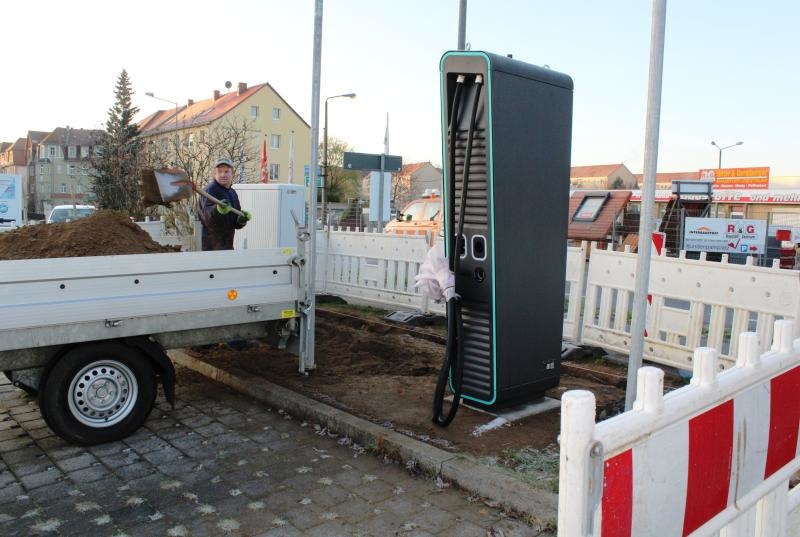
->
[698,167,770,189]
[630,189,800,204]
[683,217,767,254]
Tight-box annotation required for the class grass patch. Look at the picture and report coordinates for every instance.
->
[480,445,560,493]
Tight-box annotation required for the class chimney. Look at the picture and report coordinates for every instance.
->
[187,99,194,107]
[213,90,220,101]
[237,82,247,95]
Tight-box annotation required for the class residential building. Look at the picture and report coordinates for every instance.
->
[28,128,102,214]
[570,163,637,189]
[360,161,444,210]
[138,82,310,185]
[0,138,26,177]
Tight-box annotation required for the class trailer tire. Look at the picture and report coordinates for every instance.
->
[39,342,157,445]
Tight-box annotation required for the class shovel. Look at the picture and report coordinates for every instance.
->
[141,168,247,218]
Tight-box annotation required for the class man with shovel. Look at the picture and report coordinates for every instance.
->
[199,158,252,250]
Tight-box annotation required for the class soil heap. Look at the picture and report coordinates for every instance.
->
[0,211,179,260]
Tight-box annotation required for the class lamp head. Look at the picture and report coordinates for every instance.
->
[145,92,154,97]
[344,93,356,98]
[735,141,743,146]
[711,141,718,147]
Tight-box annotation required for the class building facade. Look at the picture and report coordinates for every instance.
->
[138,82,310,185]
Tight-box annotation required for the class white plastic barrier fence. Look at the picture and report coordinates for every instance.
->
[581,243,800,370]
[315,229,588,329]
[315,228,434,312]
[558,320,800,537]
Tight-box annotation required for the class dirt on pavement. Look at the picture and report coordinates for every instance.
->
[186,305,630,471]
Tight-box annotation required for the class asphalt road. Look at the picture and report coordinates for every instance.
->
[0,368,544,537]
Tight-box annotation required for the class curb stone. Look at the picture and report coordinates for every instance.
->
[168,349,558,523]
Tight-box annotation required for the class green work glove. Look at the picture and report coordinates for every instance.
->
[216,200,232,215]
[236,211,252,226]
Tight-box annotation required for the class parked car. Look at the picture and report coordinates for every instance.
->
[385,190,442,241]
[47,204,96,224]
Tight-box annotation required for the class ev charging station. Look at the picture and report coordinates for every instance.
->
[433,51,573,422]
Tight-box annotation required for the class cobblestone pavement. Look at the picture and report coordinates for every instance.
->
[0,368,546,536]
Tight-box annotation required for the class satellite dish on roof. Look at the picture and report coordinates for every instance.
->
[224,81,232,90]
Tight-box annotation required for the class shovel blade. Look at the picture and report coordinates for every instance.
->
[141,168,194,206]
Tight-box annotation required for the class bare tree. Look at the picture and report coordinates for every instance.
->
[140,117,260,234]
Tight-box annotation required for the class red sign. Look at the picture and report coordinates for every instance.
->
[629,189,800,204]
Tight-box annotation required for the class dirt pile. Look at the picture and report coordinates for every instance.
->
[0,211,179,260]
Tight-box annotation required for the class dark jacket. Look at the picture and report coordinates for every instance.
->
[198,180,245,251]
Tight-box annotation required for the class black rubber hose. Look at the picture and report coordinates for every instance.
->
[432,74,482,427]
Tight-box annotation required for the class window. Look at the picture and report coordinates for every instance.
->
[269,163,280,181]
[423,201,442,221]
[39,165,47,175]
[572,193,609,222]
[250,106,259,118]
[270,134,280,149]
[76,184,83,194]
[68,146,76,158]
[68,165,76,176]
[60,183,67,194]
[81,145,89,158]
[272,107,281,120]
[402,201,425,221]
[48,146,56,157]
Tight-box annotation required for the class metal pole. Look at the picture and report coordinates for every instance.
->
[378,155,385,232]
[304,0,323,372]
[625,0,667,411]
[174,104,179,166]
[457,0,467,50]
[718,148,722,169]
[323,98,328,224]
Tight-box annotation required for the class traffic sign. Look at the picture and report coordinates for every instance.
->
[343,152,402,172]
[304,164,323,188]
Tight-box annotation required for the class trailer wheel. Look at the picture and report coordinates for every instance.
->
[39,342,157,445]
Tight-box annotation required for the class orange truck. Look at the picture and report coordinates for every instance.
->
[384,189,443,242]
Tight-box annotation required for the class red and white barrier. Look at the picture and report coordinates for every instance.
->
[558,320,800,537]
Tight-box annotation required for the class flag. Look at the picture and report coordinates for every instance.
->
[260,139,269,183]
[383,112,389,154]
[288,132,295,184]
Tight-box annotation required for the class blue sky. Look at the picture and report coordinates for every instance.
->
[1,0,798,175]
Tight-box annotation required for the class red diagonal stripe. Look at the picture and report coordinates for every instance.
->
[602,450,632,537]
[765,365,800,478]
[682,400,734,536]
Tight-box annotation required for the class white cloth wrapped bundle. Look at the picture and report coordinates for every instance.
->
[414,243,456,302]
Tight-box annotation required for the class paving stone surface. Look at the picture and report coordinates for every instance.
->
[0,370,547,536]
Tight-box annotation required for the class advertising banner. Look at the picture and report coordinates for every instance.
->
[698,167,770,189]
[683,217,767,254]
[0,174,22,228]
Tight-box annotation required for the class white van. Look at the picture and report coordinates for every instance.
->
[46,205,96,224]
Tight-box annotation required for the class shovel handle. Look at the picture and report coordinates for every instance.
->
[196,187,246,218]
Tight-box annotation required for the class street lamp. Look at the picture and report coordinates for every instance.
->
[145,92,179,165]
[323,92,356,224]
[710,140,743,169]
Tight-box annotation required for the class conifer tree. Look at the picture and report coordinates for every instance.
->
[91,69,143,217]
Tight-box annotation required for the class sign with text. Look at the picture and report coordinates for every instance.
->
[630,189,800,204]
[683,217,767,254]
[0,174,22,228]
[343,152,402,172]
[698,167,770,189]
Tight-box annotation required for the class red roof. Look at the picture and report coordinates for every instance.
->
[139,82,309,135]
[570,164,624,178]
[633,171,701,183]
[399,162,433,176]
[567,190,632,241]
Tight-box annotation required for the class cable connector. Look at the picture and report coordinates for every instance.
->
[474,74,483,84]
[456,74,466,84]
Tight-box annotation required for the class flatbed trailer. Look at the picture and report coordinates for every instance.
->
[0,248,309,444]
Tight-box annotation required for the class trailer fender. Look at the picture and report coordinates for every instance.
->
[122,337,175,407]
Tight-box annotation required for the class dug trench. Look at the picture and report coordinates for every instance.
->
[186,303,662,486]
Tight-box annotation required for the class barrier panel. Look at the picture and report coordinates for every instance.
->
[558,320,800,537]
[315,229,588,327]
[580,243,800,370]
